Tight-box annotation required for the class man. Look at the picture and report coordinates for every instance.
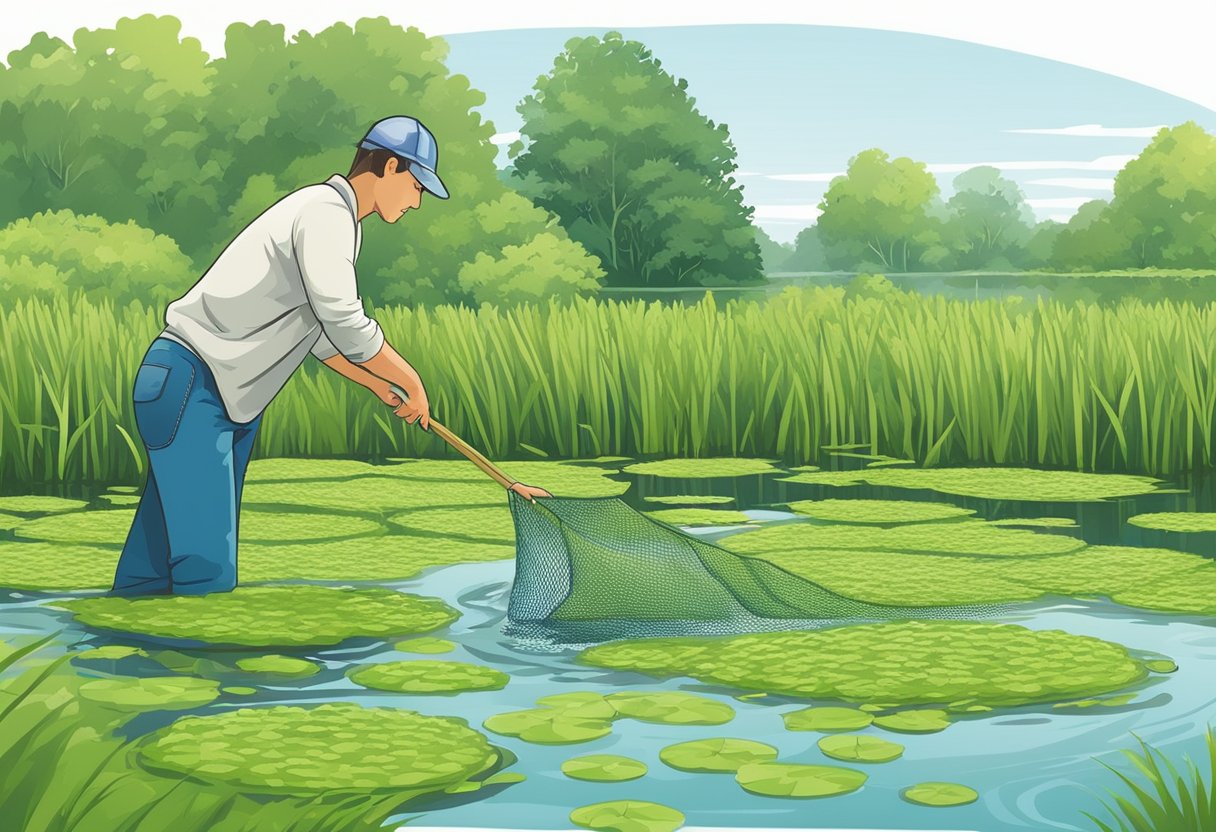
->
[112,115,551,597]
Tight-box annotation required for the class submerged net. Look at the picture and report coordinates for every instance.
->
[505,493,1008,643]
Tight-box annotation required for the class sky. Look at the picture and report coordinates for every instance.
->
[7,1,1216,243]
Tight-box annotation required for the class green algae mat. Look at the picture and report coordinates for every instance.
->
[578,620,1156,707]
[136,702,503,795]
[53,586,458,647]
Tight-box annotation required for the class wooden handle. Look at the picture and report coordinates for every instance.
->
[388,384,517,491]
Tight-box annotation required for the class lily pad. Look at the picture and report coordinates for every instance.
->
[783,706,873,732]
[605,691,735,725]
[623,458,779,478]
[483,708,614,744]
[781,499,975,525]
[0,541,119,590]
[348,660,509,694]
[79,676,221,709]
[137,702,499,795]
[569,800,684,832]
[98,494,141,506]
[55,586,458,647]
[0,496,89,514]
[735,761,867,798]
[396,636,457,654]
[775,466,1166,502]
[244,458,382,481]
[73,645,148,661]
[817,735,904,763]
[1127,512,1216,533]
[901,781,979,807]
[0,513,22,531]
[234,654,320,678]
[645,508,755,527]
[534,692,619,720]
[242,476,505,513]
[643,495,735,506]
[222,686,258,695]
[1145,659,1178,673]
[989,517,1079,528]
[873,710,951,734]
[388,506,515,543]
[561,754,648,782]
[106,486,140,493]
[659,737,778,772]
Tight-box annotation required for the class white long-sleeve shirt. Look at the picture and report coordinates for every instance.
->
[160,173,384,422]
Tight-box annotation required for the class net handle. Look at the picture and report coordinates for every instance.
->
[388,383,517,491]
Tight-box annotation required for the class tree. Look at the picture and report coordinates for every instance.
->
[753,225,793,272]
[816,149,945,272]
[945,166,1036,269]
[509,31,763,288]
[784,224,831,272]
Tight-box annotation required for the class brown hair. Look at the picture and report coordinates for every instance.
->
[348,147,412,178]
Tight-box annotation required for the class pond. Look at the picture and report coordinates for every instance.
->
[1,454,1214,832]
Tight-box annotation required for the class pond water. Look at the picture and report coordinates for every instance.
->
[2,458,1215,832]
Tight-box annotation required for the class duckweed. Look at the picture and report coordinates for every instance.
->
[242,476,504,514]
[644,508,755,527]
[781,499,975,524]
[1127,512,1216,532]
[241,535,514,583]
[55,586,458,647]
[137,702,500,794]
[396,636,456,654]
[348,660,509,694]
[387,506,515,543]
[658,738,778,772]
[0,496,89,514]
[569,800,684,832]
[245,458,381,481]
[0,542,118,590]
[817,734,904,763]
[901,781,979,807]
[0,513,21,531]
[79,676,221,709]
[234,654,320,678]
[561,754,648,782]
[642,495,735,506]
[735,761,867,798]
[775,466,1167,502]
[623,458,779,478]
[579,621,1150,707]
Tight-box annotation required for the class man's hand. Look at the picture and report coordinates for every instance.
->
[508,481,553,503]
[382,380,431,431]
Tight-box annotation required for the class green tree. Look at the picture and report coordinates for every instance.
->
[1049,199,1124,270]
[509,31,763,288]
[753,225,793,272]
[785,224,831,271]
[945,166,1036,269]
[816,149,945,272]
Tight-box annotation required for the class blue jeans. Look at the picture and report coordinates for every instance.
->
[111,336,262,595]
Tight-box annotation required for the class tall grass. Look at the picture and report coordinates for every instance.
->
[3,287,1216,486]
[0,635,425,831]
[1086,728,1216,832]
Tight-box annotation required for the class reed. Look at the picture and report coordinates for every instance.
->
[1086,728,1216,832]
[2,288,1215,487]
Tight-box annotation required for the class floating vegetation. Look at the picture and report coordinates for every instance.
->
[55,586,458,647]
[569,800,684,832]
[482,708,614,745]
[989,517,1079,528]
[775,467,1168,502]
[0,496,88,514]
[817,734,905,763]
[642,495,735,506]
[580,621,1150,707]
[0,541,118,590]
[241,535,514,583]
[387,506,515,543]
[644,508,756,527]
[136,702,501,795]
[98,493,141,506]
[782,706,874,733]
[396,637,457,654]
[1145,659,1179,673]
[13,508,383,545]
[234,654,320,678]
[872,709,952,734]
[78,676,221,709]
[242,476,505,514]
[901,781,979,807]
[73,645,147,661]
[604,691,735,725]
[560,754,648,782]
[348,660,509,694]
[1128,512,1216,533]
[623,458,779,478]
[0,513,21,531]
[244,458,381,481]
[658,738,778,773]
[735,761,867,799]
[780,499,975,525]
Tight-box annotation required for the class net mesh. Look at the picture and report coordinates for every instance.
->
[506,493,1008,643]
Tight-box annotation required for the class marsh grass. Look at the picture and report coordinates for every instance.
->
[0,635,438,831]
[4,288,1216,485]
[1086,728,1216,832]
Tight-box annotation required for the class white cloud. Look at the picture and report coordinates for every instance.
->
[926,155,1135,173]
[765,171,845,182]
[1047,215,1074,223]
[750,204,823,221]
[1026,196,1104,210]
[1006,124,1167,137]
[1027,177,1116,189]
[489,131,521,145]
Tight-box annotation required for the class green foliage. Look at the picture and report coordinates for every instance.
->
[510,31,764,287]
[944,166,1037,269]
[754,225,794,272]
[0,210,195,305]
[347,659,510,693]
[1086,728,1216,832]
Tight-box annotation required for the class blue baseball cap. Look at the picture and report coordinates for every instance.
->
[357,115,449,199]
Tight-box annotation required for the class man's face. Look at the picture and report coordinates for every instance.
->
[374,156,424,222]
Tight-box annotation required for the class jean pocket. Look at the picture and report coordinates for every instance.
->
[133,358,195,449]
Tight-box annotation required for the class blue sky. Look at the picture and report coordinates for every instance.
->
[446,24,1216,243]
